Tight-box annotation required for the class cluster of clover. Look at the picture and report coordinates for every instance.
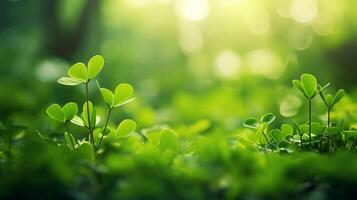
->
[46,55,137,152]
[244,74,356,152]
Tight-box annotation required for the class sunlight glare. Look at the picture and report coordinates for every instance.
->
[214,50,241,79]
[175,0,209,21]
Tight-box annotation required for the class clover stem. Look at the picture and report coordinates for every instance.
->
[85,82,94,146]
[64,123,75,150]
[327,107,331,128]
[64,122,70,133]
[262,130,272,147]
[300,135,303,151]
[96,107,112,152]
[308,98,312,145]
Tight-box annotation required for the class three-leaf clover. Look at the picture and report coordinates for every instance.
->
[243,113,276,147]
[57,55,104,86]
[293,74,329,144]
[243,113,276,129]
[46,102,78,123]
[319,88,345,109]
[292,73,330,99]
[97,82,135,109]
[319,88,345,127]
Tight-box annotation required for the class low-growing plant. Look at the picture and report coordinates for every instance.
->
[318,87,345,127]
[46,55,137,153]
[292,74,330,144]
[242,73,355,153]
[243,113,276,150]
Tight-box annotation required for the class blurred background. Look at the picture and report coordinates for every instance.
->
[1,0,357,134]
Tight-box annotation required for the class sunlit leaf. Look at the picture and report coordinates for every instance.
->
[63,102,78,121]
[333,89,345,106]
[46,104,64,122]
[292,80,305,95]
[113,83,134,107]
[82,101,96,129]
[68,62,88,82]
[301,73,317,98]
[71,116,85,127]
[116,119,137,138]
[99,88,114,107]
[325,94,334,107]
[261,113,276,125]
[243,118,259,129]
[88,55,104,79]
[57,77,82,86]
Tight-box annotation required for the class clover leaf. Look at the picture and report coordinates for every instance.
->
[46,102,78,123]
[115,119,137,138]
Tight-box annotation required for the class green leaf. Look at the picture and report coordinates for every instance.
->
[71,116,85,127]
[324,94,334,107]
[82,101,96,129]
[316,83,330,95]
[301,73,317,98]
[326,127,340,136]
[281,124,294,136]
[243,118,259,129]
[311,122,325,134]
[68,63,88,82]
[268,129,284,143]
[88,55,104,79]
[57,77,82,86]
[63,102,78,121]
[113,83,134,107]
[100,88,114,107]
[116,119,137,138]
[292,80,305,95]
[46,104,64,122]
[261,113,276,125]
[159,130,179,154]
[64,132,76,149]
[333,89,345,106]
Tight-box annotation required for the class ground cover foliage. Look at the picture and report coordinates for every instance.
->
[1,56,356,200]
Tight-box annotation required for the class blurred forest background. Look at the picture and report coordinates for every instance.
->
[1,0,357,133]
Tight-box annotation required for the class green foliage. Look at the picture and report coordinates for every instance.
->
[46,102,78,123]
[87,55,104,79]
[45,55,135,152]
[97,82,135,109]
[115,119,137,138]
[57,55,104,86]
[242,73,354,153]
[320,88,345,109]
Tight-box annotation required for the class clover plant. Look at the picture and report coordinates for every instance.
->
[46,55,137,153]
[319,88,345,127]
[243,113,276,149]
[292,74,329,144]
[241,73,355,153]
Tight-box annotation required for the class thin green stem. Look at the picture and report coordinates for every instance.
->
[64,122,70,133]
[300,135,303,151]
[308,98,312,146]
[327,107,331,128]
[64,122,75,150]
[262,131,272,147]
[96,107,112,152]
[85,82,94,146]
